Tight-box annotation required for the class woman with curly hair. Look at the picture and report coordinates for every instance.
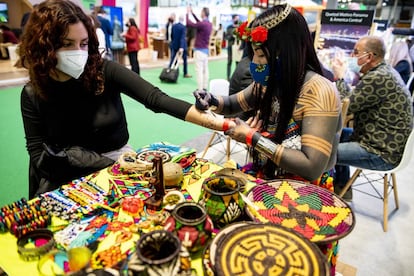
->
[17,0,234,198]
[194,4,342,272]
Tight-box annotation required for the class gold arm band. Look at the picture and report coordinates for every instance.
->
[254,136,282,164]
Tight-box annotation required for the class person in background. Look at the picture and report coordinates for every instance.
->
[193,5,342,273]
[186,6,212,91]
[225,14,239,80]
[0,25,19,44]
[122,18,141,75]
[17,0,235,199]
[332,35,413,200]
[20,11,31,32]
[170,15,191,78]
[0,24,19,59]
[165,13,175,45]
[231,35,244,70]
[165,13,175,59]
[186,25,196,58]
[215,23,224,55]
[90,14,106,58]
[228,56,254,121]
[96,6,113,60]
[388,40,413,84]
[20,4,38,33]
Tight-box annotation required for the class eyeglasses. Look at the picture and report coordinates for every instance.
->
[352,49,368,55]
[352,49,377,56]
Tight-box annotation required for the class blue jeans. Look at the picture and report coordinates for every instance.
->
[335,128,395,188]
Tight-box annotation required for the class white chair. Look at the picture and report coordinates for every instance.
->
[406,73,414,92]
[341,98,350,128]
[200,79,231,161]
[406,73,414,103]
[209,36,217,56]
[209,78,229,98]
[339,129,414,231]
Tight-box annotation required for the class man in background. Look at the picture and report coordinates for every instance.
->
[225,14,239,80]
[332,35,413,201]
[186,6,212,91]
[170,15,191,78]
[165,13,175,45]
[96,7,113,60]
[228,56,254,121]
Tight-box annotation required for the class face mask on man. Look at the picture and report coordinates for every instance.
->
[250,62,269,86]
[347,53,368,74]
[56,50,88,79]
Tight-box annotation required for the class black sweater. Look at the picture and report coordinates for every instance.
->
[21,60,192,197]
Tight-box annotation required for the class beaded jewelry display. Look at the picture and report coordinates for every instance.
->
[0,197,50,238]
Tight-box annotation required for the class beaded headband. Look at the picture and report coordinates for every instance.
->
[260,4,292,30]
[234,4,292,45]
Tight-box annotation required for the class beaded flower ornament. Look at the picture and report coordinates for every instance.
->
[234,4,292,45]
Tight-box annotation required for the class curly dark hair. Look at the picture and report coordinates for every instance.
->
[17,0,104,98]
[247,4,323,144]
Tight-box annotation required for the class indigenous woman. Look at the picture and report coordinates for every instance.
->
[194,4,342,273]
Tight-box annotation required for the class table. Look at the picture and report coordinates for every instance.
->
[0,142,354,275]
[152,37,169,59]
[0,143,227,275]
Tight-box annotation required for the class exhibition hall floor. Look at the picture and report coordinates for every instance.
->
[1,54,413,276]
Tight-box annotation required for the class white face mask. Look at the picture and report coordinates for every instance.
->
[56,50,88,79]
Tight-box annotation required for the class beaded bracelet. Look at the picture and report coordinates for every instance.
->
[17,228,55,261]
[0,198,50,237]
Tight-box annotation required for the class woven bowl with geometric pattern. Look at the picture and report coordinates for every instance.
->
[245,179,355,244]
[213,222,330,276]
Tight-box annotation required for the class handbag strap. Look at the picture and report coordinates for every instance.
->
[170,51,182,70]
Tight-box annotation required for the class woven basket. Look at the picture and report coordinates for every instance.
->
[211,222,329,276]
[245,179,355,244]
[117,152,153,174]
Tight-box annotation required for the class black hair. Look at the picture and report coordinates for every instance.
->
[129,18,138,28]
[18,0,104,98]
[0,24,10,31]
[247,5,322,144]
[202,7,209,18]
